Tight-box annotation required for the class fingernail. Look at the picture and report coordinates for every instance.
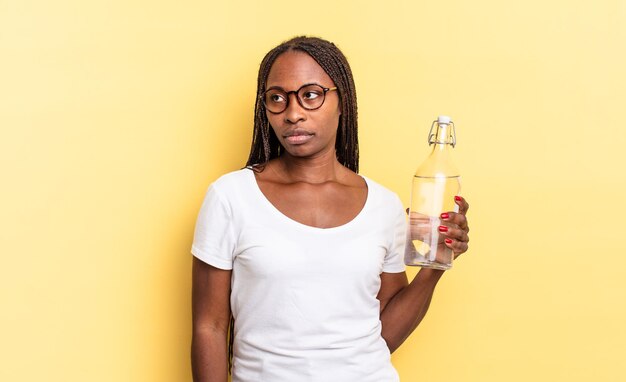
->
[455,196,462,202]
[445,238,453,244]
[438,225,448,232]
[440,212,449,219]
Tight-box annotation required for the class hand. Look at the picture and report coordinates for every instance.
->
[439,196,470,259]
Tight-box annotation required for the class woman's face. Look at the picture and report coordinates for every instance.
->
[265,51,341,160]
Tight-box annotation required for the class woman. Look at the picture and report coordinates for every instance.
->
[191,36,470,382]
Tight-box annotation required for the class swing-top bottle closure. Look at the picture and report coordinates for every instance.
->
[428,115,457,147]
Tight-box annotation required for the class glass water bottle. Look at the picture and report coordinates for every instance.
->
[404,115,461,270]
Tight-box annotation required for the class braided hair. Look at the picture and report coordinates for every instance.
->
[245,36,360,173]
[229,37,360,373]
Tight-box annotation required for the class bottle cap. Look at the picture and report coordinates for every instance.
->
[437,115,452,125]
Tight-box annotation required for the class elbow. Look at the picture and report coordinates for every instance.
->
[384,336,404,354]
[193,321,230,340]
[381,328,405,354]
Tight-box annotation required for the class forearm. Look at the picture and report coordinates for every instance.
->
[191,327,229,382]
[380,268,445,352]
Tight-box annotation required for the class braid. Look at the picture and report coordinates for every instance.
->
[245,36,359,173]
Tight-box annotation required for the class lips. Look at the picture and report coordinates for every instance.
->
[283,129,314,145]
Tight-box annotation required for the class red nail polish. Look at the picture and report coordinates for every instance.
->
[438,225,448,232]
[455,196,462,202]
[440,212,449,219]
[445,238,453,244]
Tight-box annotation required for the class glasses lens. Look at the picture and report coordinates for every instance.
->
[264,89,288,113]
[298,85,326,110]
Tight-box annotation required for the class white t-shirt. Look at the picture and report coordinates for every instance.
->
[192,168,407,382]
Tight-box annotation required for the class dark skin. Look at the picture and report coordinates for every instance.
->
[191,51,470,381]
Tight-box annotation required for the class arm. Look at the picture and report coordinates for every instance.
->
[377,269,444,352]
[191,257,232,382]
[378,196,470,352]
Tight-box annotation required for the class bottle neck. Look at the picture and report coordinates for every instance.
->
[429,123,456,150]
[415,119,460,177]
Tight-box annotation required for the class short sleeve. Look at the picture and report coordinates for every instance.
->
[382,197,407,273]
[191,183,236,270]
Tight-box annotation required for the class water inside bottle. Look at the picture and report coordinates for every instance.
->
[405,175,461,270]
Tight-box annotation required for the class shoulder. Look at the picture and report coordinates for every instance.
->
[197,168,256,219]
[210,168,253,192]
[362,175,403,208]
[201,168,255,209]
[361,175,405,223]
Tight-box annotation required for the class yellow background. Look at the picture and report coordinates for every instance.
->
[2,0,625,381]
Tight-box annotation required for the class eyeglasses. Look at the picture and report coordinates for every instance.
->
[262,83,338,114]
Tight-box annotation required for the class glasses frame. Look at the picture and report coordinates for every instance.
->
[261,83,338,114]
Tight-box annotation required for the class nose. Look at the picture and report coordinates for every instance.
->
[283,93,306,124]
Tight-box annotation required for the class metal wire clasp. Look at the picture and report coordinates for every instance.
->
[428,120,456,147]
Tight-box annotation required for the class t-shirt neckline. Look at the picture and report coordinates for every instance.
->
[246,168,371,232]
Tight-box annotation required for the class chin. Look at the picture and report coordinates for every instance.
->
[283,146,315,158]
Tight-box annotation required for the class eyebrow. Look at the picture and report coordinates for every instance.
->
[264,83,331,92]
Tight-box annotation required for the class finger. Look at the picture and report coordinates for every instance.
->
[454,195,470,215]
[444,237,469,258]
[440,212,469,233]
[438,224,469,244]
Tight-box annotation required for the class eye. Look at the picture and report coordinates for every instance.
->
[271,94,284,102]
[301,90,322,100]
[267,92,286,104]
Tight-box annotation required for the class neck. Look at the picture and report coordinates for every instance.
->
[276,150,344,184]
